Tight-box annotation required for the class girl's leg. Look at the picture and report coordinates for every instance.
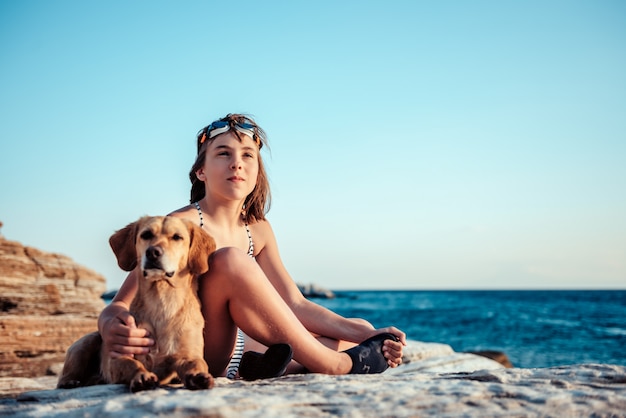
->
[199,248,352,377]
[243,321,369,376]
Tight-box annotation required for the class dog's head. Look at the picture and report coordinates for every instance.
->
[109,216,216,282]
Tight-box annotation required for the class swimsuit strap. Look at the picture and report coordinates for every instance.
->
[194,201,204,227]
[245,223,254,257]
[194,201,254,257]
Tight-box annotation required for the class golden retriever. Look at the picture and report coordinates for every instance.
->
[57,216,216,392]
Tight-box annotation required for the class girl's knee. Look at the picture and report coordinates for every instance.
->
[201,247,257,290]
[208,247,251,274]
[198,247,266,311]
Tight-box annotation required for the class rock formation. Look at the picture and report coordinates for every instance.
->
[0,227,106,378]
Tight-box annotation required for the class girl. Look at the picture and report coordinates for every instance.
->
[98,114,406,380]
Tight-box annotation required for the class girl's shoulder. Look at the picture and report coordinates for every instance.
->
[168,204,198,222]
[248,219,277,250]
[248,218,271,234]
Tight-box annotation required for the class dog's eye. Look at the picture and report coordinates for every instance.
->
[140,230,155,240]
[172,233,184,241]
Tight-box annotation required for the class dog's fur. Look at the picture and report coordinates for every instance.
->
[57,216,216,392]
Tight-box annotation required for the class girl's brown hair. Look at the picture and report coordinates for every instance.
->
[189,114,270,224]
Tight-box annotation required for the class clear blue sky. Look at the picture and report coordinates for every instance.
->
[1,1,625,291]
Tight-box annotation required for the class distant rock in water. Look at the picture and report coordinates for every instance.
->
[467,350,514,368]
[101,290,118,300]
[0,222,106,377]
[297,283,335,299]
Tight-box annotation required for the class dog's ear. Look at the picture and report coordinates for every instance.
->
[109,219,141,271]
[186,220,216,276]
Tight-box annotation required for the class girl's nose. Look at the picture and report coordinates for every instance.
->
[230,157,242,170]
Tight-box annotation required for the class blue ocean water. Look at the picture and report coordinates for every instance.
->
[315,290,626,368]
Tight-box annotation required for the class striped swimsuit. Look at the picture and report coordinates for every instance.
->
[194,202,252,379]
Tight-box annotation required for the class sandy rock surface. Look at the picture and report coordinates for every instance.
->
[1,341,625,417]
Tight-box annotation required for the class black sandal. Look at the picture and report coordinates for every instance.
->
[343,333,398,374]
[238,343,293,380]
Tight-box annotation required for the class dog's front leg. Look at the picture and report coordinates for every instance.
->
[109,357,159,392]
[165,356,214,390]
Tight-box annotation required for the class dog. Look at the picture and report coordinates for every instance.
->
[57,216,217,392]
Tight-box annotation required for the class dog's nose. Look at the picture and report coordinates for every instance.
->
[146,246,163,261]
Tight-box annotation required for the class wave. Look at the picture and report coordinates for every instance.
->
[597,326,626,337]
[536,318,582,328]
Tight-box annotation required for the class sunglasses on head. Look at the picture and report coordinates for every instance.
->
[199,120,258,146]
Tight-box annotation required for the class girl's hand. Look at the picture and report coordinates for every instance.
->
[373,326,407,368]
[101,311,154,358]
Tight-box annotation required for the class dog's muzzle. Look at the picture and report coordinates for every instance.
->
[143,246,174,278]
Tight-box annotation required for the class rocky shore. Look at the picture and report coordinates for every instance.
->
[0,347,625,417]
[1,223,625,416]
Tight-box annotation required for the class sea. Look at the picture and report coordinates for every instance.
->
[103,289,625,368]
[314,290,626,369]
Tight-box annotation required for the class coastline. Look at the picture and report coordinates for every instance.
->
[2,232,625,416]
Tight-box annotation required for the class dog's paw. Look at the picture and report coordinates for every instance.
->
[130,371,159,393]
[57,380,82,389]
[184,372,214,390]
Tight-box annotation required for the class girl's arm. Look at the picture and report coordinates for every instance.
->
[97,270,154,357]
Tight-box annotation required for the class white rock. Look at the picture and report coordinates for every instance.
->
[1,342,624,417]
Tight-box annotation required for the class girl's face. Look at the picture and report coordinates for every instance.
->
[196,131,260,204]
